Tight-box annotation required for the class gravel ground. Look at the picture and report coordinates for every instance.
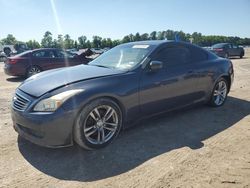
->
[0,50,250,188]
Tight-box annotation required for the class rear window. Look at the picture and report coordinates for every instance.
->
[14,51,31,57]
[212,43,226,48]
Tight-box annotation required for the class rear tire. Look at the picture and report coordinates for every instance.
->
[240,52,243,58]
[209,78,228,107]
[26,66,42,77]
[74,98,122,150]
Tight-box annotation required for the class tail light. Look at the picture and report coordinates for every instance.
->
[214,48,223,52]
[8,59,19,64]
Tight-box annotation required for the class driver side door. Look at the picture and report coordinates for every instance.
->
[139,44,200,116]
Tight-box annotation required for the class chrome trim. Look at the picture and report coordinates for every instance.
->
[12,92,30,111]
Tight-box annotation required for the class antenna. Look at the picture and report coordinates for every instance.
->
[175,33,180,42]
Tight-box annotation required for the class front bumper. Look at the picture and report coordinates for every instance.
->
[11,91,77,148]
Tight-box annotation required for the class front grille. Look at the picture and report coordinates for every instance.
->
[12,92,30,111]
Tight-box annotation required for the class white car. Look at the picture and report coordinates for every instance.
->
[0,51,7,62]
[91,48,104,54]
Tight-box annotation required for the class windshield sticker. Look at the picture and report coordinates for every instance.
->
[132,45,149,49]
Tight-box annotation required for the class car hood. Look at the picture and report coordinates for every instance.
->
[19,65,125,97]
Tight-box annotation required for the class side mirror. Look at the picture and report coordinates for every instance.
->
[149,61,163,72]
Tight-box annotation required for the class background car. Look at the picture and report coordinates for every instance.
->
[11,41,234,150]
[90,48,104,54]
[4,48,90,77]
[211,43,244,58]
[0,51,7,62]
[0,43,29,57]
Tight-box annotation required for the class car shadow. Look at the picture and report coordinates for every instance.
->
[230,56,248,60]
[18,96,250,182]
[6,77,25,82]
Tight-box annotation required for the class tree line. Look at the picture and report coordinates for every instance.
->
[1,30,250,50]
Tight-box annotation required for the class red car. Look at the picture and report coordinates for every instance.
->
[4,48,90,77]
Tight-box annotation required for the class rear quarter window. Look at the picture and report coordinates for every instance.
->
[189,46,208,63]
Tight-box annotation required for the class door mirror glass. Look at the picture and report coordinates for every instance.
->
[149,61,163,72]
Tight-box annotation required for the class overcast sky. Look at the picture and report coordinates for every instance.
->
[1,0,250,42]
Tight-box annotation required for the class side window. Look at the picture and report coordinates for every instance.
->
[232,44,238,49]
[55,50,75,58]
[56,50,65,58]
[153,46,191,66]
[189,46,208,62]
[32,50,55,58]
[32,51,46,57]
[47,50,56,58]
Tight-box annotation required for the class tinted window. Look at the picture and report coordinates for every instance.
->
[32,50,55,58]
[56,50,75,58]
[212,43,226,48]
[189,46,208,62]
[232,44,238,49]
[153,46,191,66]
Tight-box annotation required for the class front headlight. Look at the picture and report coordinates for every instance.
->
[33,89,83,112]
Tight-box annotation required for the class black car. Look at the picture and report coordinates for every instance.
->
[211,43,244,58]
[11,41,234,150]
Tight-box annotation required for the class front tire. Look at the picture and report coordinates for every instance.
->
[209,78,228,107]
[224,53,229,59]
[74,98,122,150]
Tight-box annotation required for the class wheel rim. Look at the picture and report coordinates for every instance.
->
[28,67,40,76]
[213,81,227,106]
[83,105,119,145]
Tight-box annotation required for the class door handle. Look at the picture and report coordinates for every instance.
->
[187,70,194,74]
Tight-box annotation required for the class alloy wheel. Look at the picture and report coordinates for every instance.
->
[213,80,227,106]
[28,67,41,77]
[83,105,119,145]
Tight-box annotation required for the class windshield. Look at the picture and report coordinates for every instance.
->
[89,44,153,70]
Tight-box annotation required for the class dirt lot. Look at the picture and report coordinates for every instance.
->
[0,50,250,188]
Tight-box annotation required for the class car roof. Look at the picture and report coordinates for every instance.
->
[122,40,174,46]
[213,43,229,45]
[31,48,61,52]
[123,40,202,47]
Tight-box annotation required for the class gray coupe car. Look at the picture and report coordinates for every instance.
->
[211,43,244,58]
[11,41,234,150]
